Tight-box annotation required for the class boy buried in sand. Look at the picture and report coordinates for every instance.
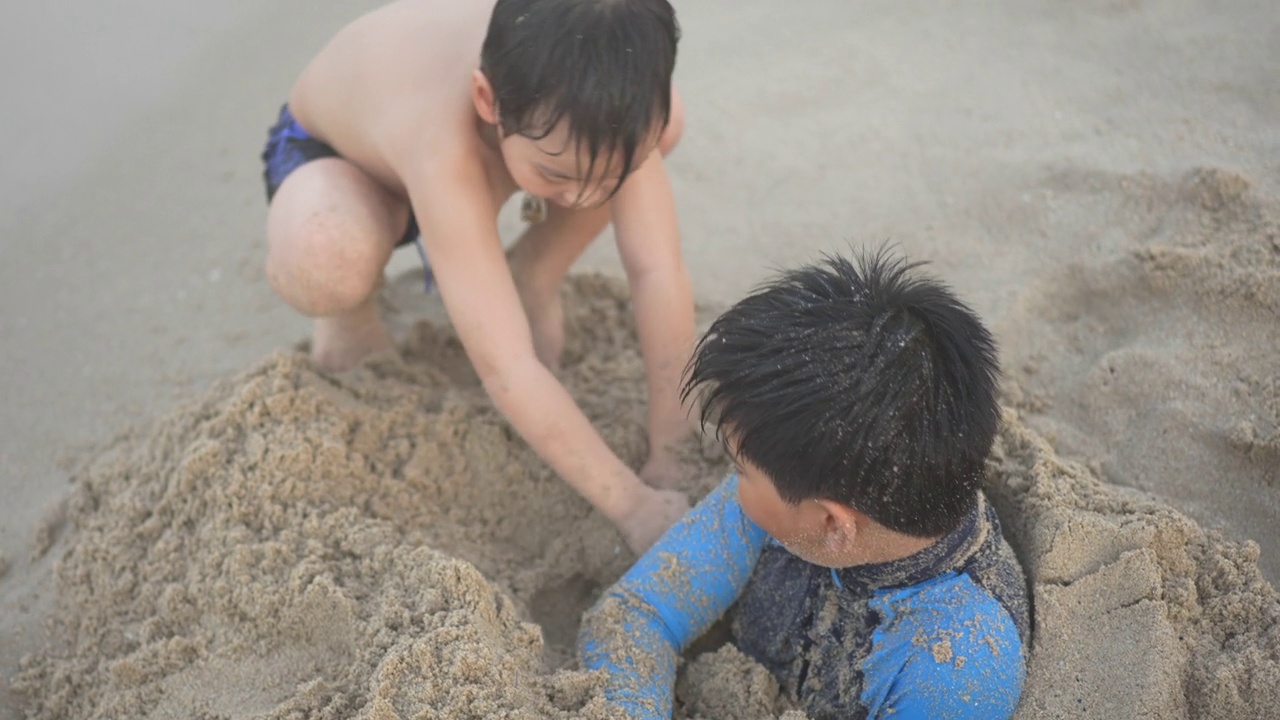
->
[579,250,1031,719]
[259,0,692,551]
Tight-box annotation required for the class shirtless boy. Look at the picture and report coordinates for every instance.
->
[260,0,692,551]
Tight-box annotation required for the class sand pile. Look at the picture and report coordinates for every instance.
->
[1001,165,1280,579]
[12,275,1280,719]
[12,276,718,720]
[989,413,1280,718]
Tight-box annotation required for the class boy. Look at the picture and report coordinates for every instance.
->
[259,0,693,552]
[579,250,1030,719]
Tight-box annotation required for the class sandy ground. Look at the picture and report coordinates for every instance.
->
[2,0,1277,717]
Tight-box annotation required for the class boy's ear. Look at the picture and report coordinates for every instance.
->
[472,70,499,126]
[815,499,859,553]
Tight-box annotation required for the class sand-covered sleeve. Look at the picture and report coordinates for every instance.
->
[577,475,767,719]
[863,578,1026,720]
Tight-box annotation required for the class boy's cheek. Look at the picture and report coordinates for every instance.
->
[737,482,785,537]
[736,481,761,522]
[510,167,544,196]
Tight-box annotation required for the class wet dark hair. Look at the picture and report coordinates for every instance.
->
[682,247,1002,537]
[480,0,679,199]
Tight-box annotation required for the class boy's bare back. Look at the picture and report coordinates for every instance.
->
[289,0,502,204]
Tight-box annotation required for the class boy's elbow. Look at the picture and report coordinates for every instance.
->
[580,588,683,664]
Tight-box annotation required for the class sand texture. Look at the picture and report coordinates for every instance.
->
[999,166,1280,578]
[4,2,1280,716]
[8,276,1277,719]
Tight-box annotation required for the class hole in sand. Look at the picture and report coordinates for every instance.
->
[529,574,602,662]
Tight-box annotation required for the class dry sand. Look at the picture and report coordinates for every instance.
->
[9,276,1280,719]
[3,0,1279,717]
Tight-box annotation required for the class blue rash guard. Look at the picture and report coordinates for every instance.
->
[578,475,1030,720]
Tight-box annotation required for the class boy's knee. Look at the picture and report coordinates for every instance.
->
[658,87,685,157]
[266,222,382,317]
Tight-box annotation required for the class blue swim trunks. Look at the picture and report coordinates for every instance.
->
[260,104,421,249]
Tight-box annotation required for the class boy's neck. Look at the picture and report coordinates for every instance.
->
[835,523,940,568]
[477,116,502,154]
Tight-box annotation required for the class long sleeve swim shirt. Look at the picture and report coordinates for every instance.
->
[578,475,1030,720]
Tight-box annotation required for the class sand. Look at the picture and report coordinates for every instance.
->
[10,278,709,719]
[998,166,1280,559]
[5,275,1277,719]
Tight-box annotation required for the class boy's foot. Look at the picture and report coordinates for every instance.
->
[310,302,395,373]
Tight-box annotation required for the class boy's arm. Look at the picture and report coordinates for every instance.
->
[409,162,688,552]
[579,475,768,719]
[610,152,696,488]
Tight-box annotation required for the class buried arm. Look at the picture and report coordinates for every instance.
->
[578,476,768,718]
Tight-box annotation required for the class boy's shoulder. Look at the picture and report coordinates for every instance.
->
[860,573,1025,716]
[872,571,1025,654]
[292,1,490,177]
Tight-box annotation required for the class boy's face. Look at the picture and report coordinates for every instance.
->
[729,439,856,568]
[472,69,661,209]
[497,119,658,210]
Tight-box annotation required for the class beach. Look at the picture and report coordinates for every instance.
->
[2,0,1277,717]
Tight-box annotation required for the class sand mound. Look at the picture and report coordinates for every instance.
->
[1001,165,1280,579]
[989,412,1280,718]
[13,276,1279,719]
[11,276,717,720]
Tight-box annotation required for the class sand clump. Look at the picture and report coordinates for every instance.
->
[12,276,720,720]
[11,275,1280,719]
[675,644,806,720]
[988,413,1280,718]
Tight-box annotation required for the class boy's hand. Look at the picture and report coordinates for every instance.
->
[639,451,686,490]
[617,485,691,554]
